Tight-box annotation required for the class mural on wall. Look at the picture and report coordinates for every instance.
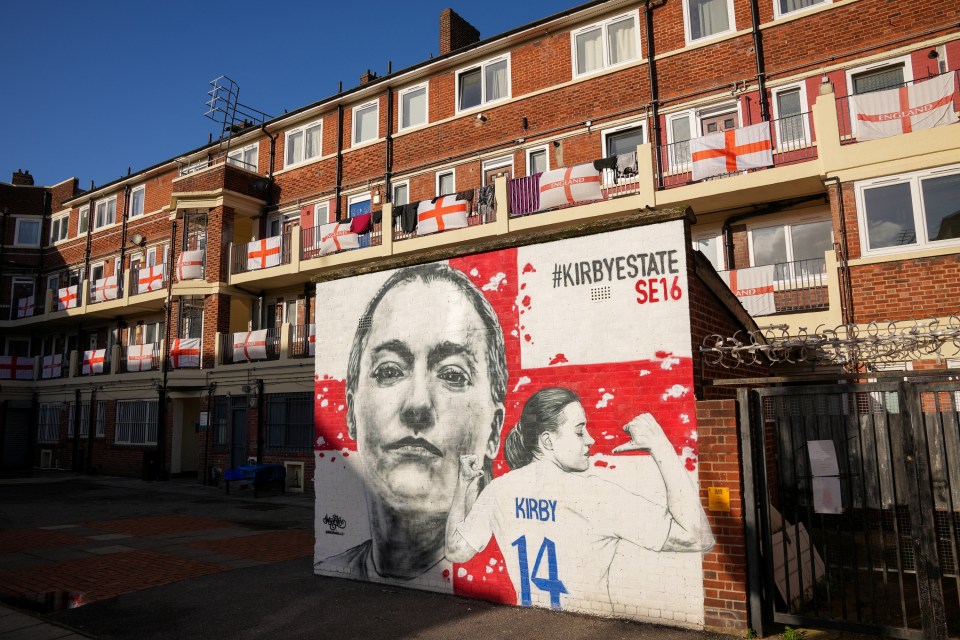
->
[314,220,713,622]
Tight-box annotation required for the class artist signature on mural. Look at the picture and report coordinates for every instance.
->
[323,514,346,535]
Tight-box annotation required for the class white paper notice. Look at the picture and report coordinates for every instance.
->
[812,476,843,514]
[807,440,840,477]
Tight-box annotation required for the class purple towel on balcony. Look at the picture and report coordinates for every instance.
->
[508,174,540,216]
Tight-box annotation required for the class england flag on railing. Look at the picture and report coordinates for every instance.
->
[319,222,359,255]
[176,250,204,281]
[41,354,62,379]
[93,276,119,302]
[127,343,155,372]
[850,72,958,141]
[81,349,106,375]
[138,265,165,294]
[416,196,469,235]
[0,356,34,380]
[720,265,776,316]
[169,338,201,368]
[538,164,603,211]
[690,122,773,181]
[308,324,316,357]
[233,330,268,362]
[58,285,78,310]
[247,237,282,270]
[17,295,35,318]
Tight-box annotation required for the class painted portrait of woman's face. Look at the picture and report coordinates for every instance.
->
[547,401,594,472]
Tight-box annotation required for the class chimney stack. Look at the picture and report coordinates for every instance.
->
[360,69,378,85]
[12,169,34,186]
[439,8,480,56]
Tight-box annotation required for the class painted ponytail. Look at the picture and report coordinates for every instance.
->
[503,387,580,470]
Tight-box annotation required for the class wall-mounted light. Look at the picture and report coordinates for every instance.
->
[128,233,146,247]
[372,187,382,205]
[928,49,940,59]
[476,113,488,122]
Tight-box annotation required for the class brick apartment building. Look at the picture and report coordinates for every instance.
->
[1,0,959,635]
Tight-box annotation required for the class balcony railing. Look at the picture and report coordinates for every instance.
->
[232,234,292,275]
[301,224,379,260]
[659,113,817,189]
[393,187,497,241]
[719,257,829,315]
[218,328,282,365]
[289,324,315,359]
[119,343,162,373]
[80,350,111,377]
[128,265,168,297]
[835,70,960,144]
[88,276,123,305]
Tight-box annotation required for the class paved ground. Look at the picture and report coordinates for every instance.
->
[0,471,861,640]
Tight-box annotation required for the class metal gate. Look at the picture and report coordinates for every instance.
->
[741,381,960,639]
[1,404,32,469]
[229,397,247,469]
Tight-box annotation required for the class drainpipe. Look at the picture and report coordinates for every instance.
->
[749,0,769,122]
[157,219,177,482]
[82,197,94,302]
[335,103,345,221]
[118,185,131,292]
[822,176,854,324]
[0,208,7,281]
[644,0,665,188]
[258,124,279,215]
[385,85,394,203]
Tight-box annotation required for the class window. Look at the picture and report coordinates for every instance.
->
[601,123,645,182]
[749,218,833,277]
[483,157,513,185]
[684,0,735,43]
[694,233,724,271]
[130,186,145,217]
[436,170,456,196]
[67,400,106,438]
[78,206,89,234]
[527,146,549,175]
[457,55,510,112]
[856,165,960,255]
[115,400,158,445]
[179,297,204,339]
[775,0,828,18]
[142,320,164,345]
[284,120,323,167]
[772,85,809,145]
[94,197,116,230]
[851,63,906,95]
[314,202,332,225]
[37,403,62,443]
[49,214,69,244]
[90,262,105,285]
[572,13,640,76]
[392,181,409,206]
[265,393,313,451]
[11,278,34,317]
[5,337,30,357]
[352,102,379,145]
[348,193,372,218]
[14,218,41,246]
[667,113,693,168]
[399,84,428,130]
[227,144,259,172]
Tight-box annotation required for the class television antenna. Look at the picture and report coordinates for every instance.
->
[204,76,272,162]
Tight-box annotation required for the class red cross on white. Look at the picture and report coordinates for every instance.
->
[176,250,204,282]
[720,265,776,317]
[58,285,78,311]
[690,122,773,181]
[307,324,316,357]
[232,330,268,362]
[169,338,201,368]
[93,276,119,302]
[126,343,155,372]
[537,164,603,212]
[41,354,62,379]
[81,349,106,375]
[416,196,469,236]
[851,72,958,141]
[319,222,359,255]
[17,295,35,318]
[138,264,165,294]
[0,356,34,380]
[247,237,283,270]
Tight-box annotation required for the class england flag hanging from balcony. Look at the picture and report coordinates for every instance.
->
[93,276,119,302]
[41,354,62,379]
[58,285,78,310]
[233,330,268,362]
[537,164,603,211]
[850,72,958,141]
[17,295,35,318]
[416,196,469,236]
[247,237,282,270]
[308,324,316,357]
[81,349,106,375]
[719,265,776,316]
[0,356,34,380]
[690,122,773,181]
[169,338,201,368]
[138,264,165,294]
[319,221,359,255]
[176,250,204,281]
[127,344,154,372]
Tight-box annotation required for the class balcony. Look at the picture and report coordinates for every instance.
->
[392,187,498,241]
[218,328,282,365]
[289,324,315,359]
[231,234,292,275]
[718,257,830,317]
[128,265,168,298]
[118,343,162,373]
[302,224,381,261]
[88,276,122,306]
[172,153,268,202]
[80,349,111,376]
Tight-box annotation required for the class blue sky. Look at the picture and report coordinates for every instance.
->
[1,0,577,190]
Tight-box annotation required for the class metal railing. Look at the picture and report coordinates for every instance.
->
[507,174,541,217]
[118,343,162,373]
[719,257,828,314]
[127,266,168,297]
[301,224,378,260]
[87,276,123,305]
[79,352,112,377]
[835,70,960,144]
[393,187,497,241]
[289,324,314,359]
[218,327,282,365]
[231,233,292,275]
[659,113,817,188]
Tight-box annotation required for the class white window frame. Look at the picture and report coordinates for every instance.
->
[746,211,833,279]
[774,0,830,19]
[771,83,811,148]
[570,11,642,77]
[284,119,323,168]
[93,196,117,230]
[37,403,62,444]
[129,185,146,218]
[693,231,725,271]
[482,156,514,186]
[314,201,332,226]
[227,143,259,173]
[398,83,429,131]
[600,122,646,184]
[352,101,380,146]
[10,277,35,318]
[347,192,372,218]
[526,145,550,175]
[49,213,70,245]
[78,206,90,235]
[845,55,912,96]
[13,217,42,247]
[665,110,695,173]
[455,53,512,114]
[436,169,456,196]
[115,399,158,446]
[47,274,60,295]
[682,0,737,45]
[391,180,410,206]
[854,163,960,257]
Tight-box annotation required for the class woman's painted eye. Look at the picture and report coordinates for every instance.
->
[371,362,404,385]
[437,366,470,388]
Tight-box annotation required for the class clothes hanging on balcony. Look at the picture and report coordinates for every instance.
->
[507,176,538,216]
[593,156,618,172]
[477,185,495,211]
[395,203,419,233]
[372,210,382,225]
[616,152,638,180]
[350,213,371,234]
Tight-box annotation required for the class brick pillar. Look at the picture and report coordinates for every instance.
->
[697,399,749,634]
[439,8,480,55]
[205,205,234,283]
[202,294,231,370]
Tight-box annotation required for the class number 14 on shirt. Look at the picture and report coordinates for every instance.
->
[511,535,568,609]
